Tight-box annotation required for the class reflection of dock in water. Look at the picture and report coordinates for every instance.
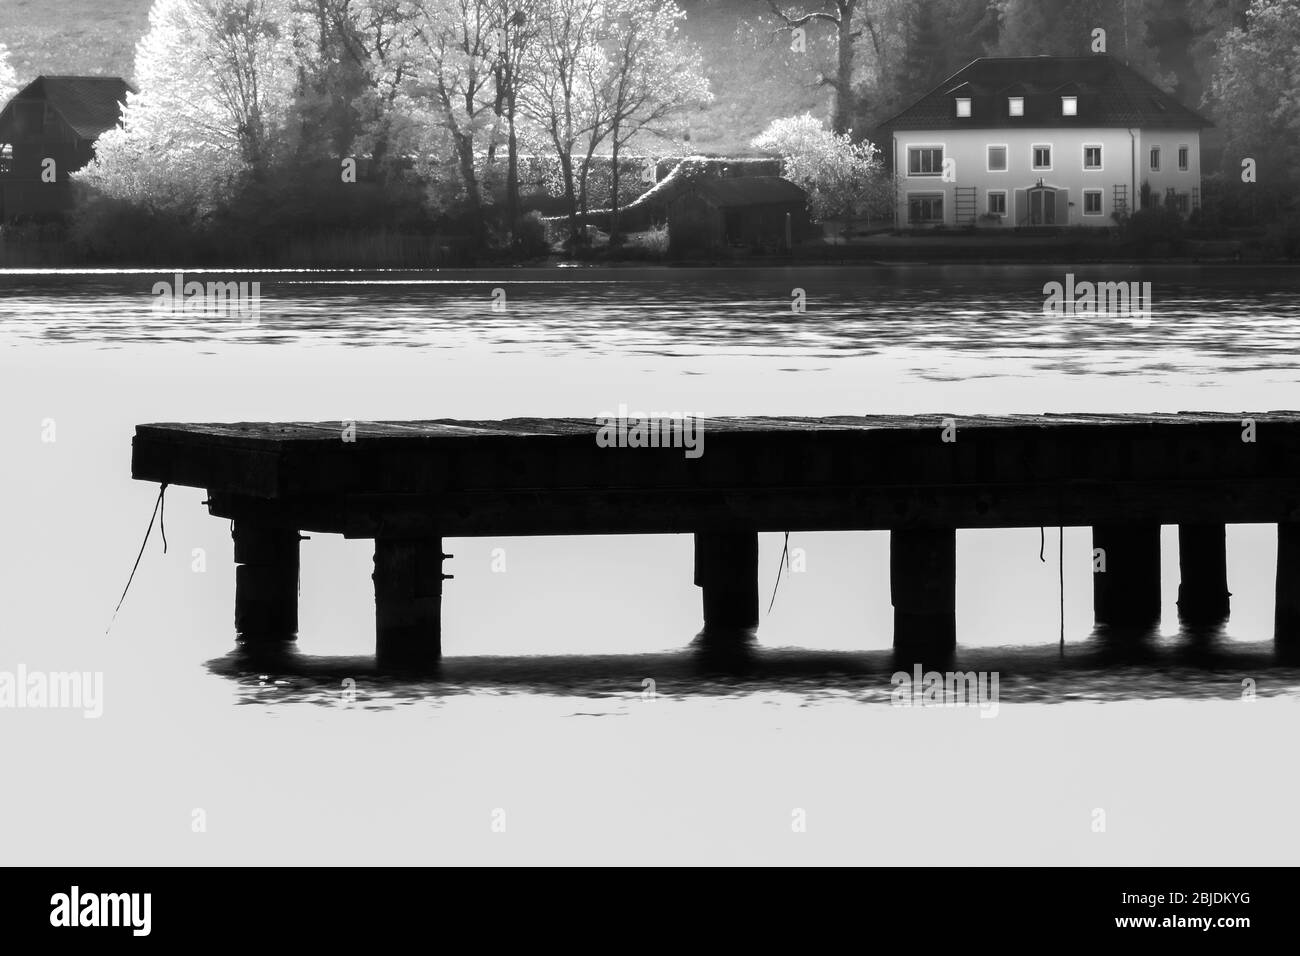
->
[132,412,1300,666]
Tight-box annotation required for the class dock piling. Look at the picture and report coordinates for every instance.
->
[232,521,300,641]
[1177,523,1230,623]
[373,537,447,666]
[891,528,957,661]
[693,531,759,633]
[1092,523,1161,627]
[1275,523,1300,650]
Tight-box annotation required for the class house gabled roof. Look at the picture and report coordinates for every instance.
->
[5,76,134,139]
[878,55,1211,132]
[685,176,807,207]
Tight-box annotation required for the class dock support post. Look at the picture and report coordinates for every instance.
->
[1092,523,1161,627]
[233,522,300,642]
[891,528,956,662]
[373,537,447,666]
[694,531,759,633]
[1177,523,1230,623]
[1275,523,1300,651]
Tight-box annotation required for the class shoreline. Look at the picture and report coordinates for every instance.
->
[0,257,1295,274]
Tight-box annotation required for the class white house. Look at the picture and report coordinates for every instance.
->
[877,55,1212,229]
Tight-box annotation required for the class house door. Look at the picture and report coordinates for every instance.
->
[1029,187,1056,225]
[723,210,742,245]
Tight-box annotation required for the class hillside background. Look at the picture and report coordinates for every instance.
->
[0,0,1247,157]
[0,0,832,154]
[0,0,148,83]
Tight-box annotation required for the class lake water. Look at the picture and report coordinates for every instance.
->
[3,263,1299,864]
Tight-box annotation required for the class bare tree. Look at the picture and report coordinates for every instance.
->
[766,0,861,134]
[488,0,539,239]
[518,0,610,240]
[408,0,501,240]
[600,0,710,242]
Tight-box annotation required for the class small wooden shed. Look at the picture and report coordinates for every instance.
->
[0,76,134,220]
[667,176,810,255]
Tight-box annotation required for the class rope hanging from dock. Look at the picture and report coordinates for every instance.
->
[766,531,792,614]
[106,483,168,634]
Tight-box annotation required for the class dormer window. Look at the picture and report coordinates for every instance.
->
[1061,96,1077,116]
[955,97,971,117]
[1008,96,1024,117]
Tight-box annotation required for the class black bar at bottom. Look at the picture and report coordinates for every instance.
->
[6,866,1282,943]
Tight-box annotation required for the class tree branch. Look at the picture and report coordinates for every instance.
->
[766,1,841,29]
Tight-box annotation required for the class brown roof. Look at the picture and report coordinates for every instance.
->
[8,76,134,139]
[878,55,1211,132]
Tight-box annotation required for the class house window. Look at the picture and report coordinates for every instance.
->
[987,145,1007,171]
[1083,190,1103,215]
[1032,144,1052,170]
[0,143,12,176]
[1178,145,1189,171]
[1061,95,1077,115]
[1175,192,1189,213]
[955,97,971,117]
[988,191,1007,216]
[1008,96,1024,116]
[1150,147,1161,171]
[908,146,943,176]
[908,193,944,224]
[1083,145,1102,169]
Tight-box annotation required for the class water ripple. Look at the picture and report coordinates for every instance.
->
[3,265,1299,382]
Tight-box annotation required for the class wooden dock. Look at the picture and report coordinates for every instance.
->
[131,413,1300,664]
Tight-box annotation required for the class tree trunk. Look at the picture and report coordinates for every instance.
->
[557,146,579,241]
[455,132,484,247]
[371,124,389,187]
[506,95,520,243]
[832,0,857,135]
[242,109,267,180]
[610,128,622,246]
[578,154,592,231]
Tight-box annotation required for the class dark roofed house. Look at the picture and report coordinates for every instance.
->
[0,76,134,221]
[667,176,811,256]
[875,55,1212,229]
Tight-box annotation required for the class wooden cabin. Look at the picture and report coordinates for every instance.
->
[667,176,811,256]
[0,76,133,221]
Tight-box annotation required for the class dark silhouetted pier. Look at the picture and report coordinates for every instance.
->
[130,413,1300,665]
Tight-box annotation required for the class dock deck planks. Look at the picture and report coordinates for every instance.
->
[133,412,1300,536]
[130,413,1300,660]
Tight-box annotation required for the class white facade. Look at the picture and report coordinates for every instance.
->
[892,126,1203,228]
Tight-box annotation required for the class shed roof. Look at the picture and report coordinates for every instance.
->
[684,176,807,207]
[4,76,134,139]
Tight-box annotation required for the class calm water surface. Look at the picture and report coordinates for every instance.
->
[3,264,1298,864]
